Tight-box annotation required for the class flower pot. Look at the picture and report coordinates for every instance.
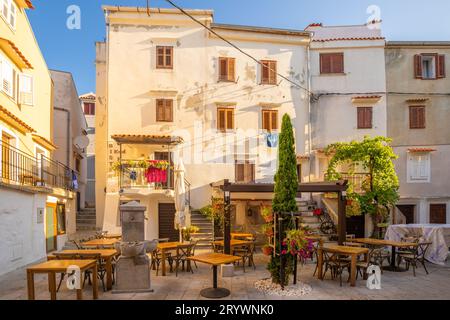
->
[262,246,273,256]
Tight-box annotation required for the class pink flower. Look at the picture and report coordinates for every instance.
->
[281,250,287,255]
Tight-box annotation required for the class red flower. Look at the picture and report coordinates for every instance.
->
[313,208,323,216]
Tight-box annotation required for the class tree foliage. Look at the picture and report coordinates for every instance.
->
[272,114,298,214]
[325,136,399,234]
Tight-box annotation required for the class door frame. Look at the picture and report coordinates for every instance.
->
[45,202,57,252]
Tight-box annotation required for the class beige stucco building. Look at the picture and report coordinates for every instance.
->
[0,1,79,276]
[80,92,96,208]
[95,6,311,240]
[386,41,450,225]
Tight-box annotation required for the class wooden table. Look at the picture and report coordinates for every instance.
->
[350,238,418,272]
[231,233,254,240]
[212,239,252,248]
[155,242,182,276]
[103,234,122,239]
[48,249,118,290]
[317,245,369,287]
[82,238,119,248]
[27,260,98,300]
[188,253,241,299]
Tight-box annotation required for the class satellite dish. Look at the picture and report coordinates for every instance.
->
[74,135,89,149]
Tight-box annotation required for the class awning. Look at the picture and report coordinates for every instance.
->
[408,148,436,153]
[0,38,33,70]
[32,134,57,151]
[406,98,429,104]
[111,134,183,145]
[0,105,35,133]
[351,95,382,105]
[16,0,34,9]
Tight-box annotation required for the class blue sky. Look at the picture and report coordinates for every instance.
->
[27,0,450,95]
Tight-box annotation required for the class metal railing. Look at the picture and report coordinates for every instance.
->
[0,141,78,191]
[119,160,174,190]
[326,172,369,194]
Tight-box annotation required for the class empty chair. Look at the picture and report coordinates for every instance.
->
[397,242,432,276]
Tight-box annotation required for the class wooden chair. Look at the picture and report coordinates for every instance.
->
[322,251,351,286]
[233,242,256,273]
[397,242,432,276]
[53,253,105,292]
[174,243,195,276]
[190,240,199,269]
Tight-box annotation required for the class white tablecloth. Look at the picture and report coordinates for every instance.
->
[385,224,450,265]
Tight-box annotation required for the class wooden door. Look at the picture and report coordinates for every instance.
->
[397,205,415,224]
[158,203,178,241]
[430,204,447,224]
[45,203,57,252]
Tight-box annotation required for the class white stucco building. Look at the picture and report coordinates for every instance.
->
[95,6,311,240]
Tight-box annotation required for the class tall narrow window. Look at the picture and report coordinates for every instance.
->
[357,107,373,129]
[409,106,425,129]
[262,109,278,131]
[218,57,235,82]
[156,46,173,69]
[19,74,33,105]
[320,53,344,74]
[261,60,277,85]
[235,160,255,183]
[83,102,95,115]
[217,107,234,132]
[156,99,173,122]
[407,153,430,182]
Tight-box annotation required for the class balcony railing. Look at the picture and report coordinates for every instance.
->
[118,160,174,190]
[0,141,78,191]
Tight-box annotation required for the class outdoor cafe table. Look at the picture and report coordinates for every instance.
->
[231,233,254,240]
[317,245,369,287]
[27,259,98,300]
[187,253,241,299]
[212,239,252,249]
[48,249,118,290]
[155,242,183,276]
[82,238,119,248]
[349,238,418,272]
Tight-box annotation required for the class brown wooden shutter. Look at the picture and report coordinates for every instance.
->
[165,47,173,68]
[414,54,423,79]
[219,58,228,81]
[262,110,269,131]
[261,61,269,84]
[357,107,372,129]
[410,106,425,129]
[226,109,234,130]
[235,162,245,182]
[269,61,277,84]
[157,47,165,68]
[437,54,446,78]
[156,99,164,121]
[228,58,235,81]
[320,54,331,74]
[165,100,173,122]
[218,108,226,131]
[332,53,344,73]
[271,110,278,130]
[244,162,255,183]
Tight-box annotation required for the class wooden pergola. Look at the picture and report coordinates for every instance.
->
[211,179,349,254]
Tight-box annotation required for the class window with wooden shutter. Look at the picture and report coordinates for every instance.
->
[414,54,423,79]
[357,107,372,129]
[218,57,235,82]
[261,60,277,85]
[217,107,234,131]
[437,55,446,78]
[320,53,344,74]
[156,99,173,122]
[156,46,173,69]
[409,106,425,129]
[262,110,278,131]
[19,74,33,105]
[235,160,255,183]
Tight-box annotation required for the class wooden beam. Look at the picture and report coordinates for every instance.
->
[337,191,347,245]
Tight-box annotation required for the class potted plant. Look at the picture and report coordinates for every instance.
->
[262,245,273,256]
[182,225,200,242]
[284,229,314,262]
[261,206,273,223]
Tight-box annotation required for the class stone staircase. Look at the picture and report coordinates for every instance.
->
[297,199,337,244]
[190,210,214,248]
[76,208,97,231]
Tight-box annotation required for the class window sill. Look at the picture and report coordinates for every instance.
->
[216,130,236,134]
[319,73,346,76]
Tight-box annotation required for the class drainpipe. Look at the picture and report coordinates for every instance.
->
[54,107,71,167]
[307,44,313,184]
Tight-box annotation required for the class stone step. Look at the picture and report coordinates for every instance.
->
[301,216,320,224]
[76,219,97,225]
[76,224,97,231]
